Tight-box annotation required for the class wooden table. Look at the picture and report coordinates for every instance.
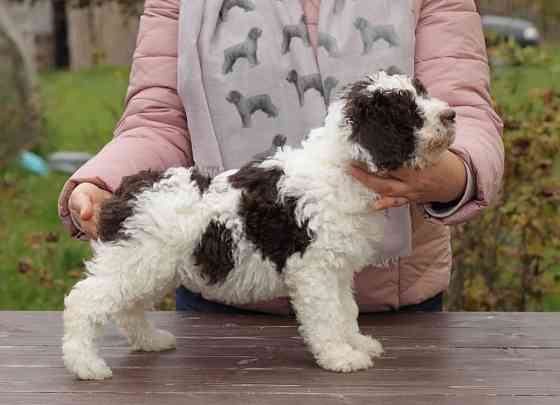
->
[1,312,559,404]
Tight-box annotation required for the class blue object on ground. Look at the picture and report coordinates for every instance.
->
[19,151,50,176]
[48,152,92,174]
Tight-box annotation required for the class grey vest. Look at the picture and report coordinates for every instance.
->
[178,0,415,263]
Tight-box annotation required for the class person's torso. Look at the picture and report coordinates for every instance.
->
[177,0,451,311]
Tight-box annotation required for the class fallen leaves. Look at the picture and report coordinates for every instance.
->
[24,232,60,250]
[17,258,33,274]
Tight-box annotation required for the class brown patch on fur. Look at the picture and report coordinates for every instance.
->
[385,66,403,76]
[191,167,212,193]
[412,78,428,97]
[98,170,165,242]
[342,80,424,171]
[229,163,312,272]
[193,220,235,285]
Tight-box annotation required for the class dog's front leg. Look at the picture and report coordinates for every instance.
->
[337,271,384,359]
[284,254,374,373]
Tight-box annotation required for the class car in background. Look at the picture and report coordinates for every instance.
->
[482,15,541,47]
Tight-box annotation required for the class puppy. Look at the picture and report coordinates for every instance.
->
[63,71,456,380]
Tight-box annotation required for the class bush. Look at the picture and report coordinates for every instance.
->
[448,44,560,311]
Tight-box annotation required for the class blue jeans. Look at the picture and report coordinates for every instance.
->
[176,286,443,314]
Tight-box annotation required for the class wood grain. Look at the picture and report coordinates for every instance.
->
[1,312,559,404]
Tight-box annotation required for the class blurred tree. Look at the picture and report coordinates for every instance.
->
[0,0,41,165]
[448,43,560,311]
[67,0,142,15]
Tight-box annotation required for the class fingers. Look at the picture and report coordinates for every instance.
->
[79,219,99,239]
[388,167,416,181]
[78,193,94,220]
[371,197,409,211]
[348,165,412,211]
[348,165,409,197]
[69,190,93,221]
[68,183,112,239]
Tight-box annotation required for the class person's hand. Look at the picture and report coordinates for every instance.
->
[68,183,112,239]
[348,151,467,210]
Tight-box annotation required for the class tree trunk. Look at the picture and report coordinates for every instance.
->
[0,1,41,165]
[0,1,38,100]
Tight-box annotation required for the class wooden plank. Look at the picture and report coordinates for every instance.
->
[2,312,560,404]
[1,393,559,405]
[2,347,560,372]
[2,311,560,329]
[2,313,560,349]
[2,367,560,396]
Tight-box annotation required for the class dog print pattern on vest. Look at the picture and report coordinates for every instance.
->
[317,32,340,57]
[226,91,279,128]
[354,17,400,54]
[285,70,340,108]
[219,0,256,22]
[178,0,415,181]
[333,0,346,15]
[323,76,339,105]
[286,70,325,107]
[281,15,311,55]
[252,134,288,161]
[222,27,262,74]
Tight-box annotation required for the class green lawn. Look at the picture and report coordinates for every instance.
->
[0,66,129,310]
[1,44,560,310]
[491,42,560,111]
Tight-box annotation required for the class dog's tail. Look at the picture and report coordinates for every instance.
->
[97,167,211,243]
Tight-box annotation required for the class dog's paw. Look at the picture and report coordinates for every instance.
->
[348,334,384,358]
[63,348,113,380]
[133,329,176,352]
[316,343,373,373]
[73,358,113,380]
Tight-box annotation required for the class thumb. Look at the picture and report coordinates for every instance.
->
[80,197,94,221]
[70,191,93,221]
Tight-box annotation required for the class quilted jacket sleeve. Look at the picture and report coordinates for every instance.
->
[58,0,193,238]
[414,0,504,225]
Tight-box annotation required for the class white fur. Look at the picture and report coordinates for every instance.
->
[63,73,453,379]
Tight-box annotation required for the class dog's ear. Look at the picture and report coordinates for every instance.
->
[385,66,403,76]
[412,77,428,97]
[342,80,424,171]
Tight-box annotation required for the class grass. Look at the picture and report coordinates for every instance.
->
[1,44,560,310]
[491,42,560,110]
[0,66,129,310]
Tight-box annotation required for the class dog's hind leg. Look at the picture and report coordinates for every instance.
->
[62,241,179,380]
[284,251,373,373]
[113,305,176,353]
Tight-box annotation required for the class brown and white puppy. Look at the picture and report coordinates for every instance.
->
[62,71,455,380]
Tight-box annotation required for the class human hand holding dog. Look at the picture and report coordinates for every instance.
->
[349,150,467,210]
[69,183,112,239]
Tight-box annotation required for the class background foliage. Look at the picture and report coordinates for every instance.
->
[448,42,560,311]
[0,18,559,310]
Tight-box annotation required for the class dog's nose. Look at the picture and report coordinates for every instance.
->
[440,109,456,125]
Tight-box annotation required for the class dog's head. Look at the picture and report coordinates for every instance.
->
[226,90,241,105]
[286,69,298,84]
[354,17,368,31]
[248,27,262,40]
[341,70,456,171]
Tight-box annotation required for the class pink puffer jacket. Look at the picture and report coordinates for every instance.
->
[58,0,503,312]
